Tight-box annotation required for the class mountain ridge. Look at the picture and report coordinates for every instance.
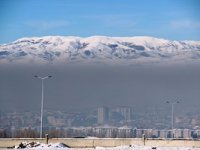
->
[0,36,200,65]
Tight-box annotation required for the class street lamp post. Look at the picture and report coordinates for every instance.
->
[34,75,52,138]
[166,101,179,138]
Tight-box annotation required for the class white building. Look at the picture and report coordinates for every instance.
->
[97,107,109,125]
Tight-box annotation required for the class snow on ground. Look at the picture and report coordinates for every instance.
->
[12,142,69,149]
[7,142,200,150]
[95,145,200,150]
[7,146,200,150]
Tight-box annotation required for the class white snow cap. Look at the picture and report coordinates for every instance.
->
[0,35,200,65]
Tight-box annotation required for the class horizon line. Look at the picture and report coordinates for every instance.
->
[1,35,200,44]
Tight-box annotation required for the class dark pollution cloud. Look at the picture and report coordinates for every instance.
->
[0,64,200,113]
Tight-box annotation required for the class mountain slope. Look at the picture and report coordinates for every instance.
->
[0,36,200,65]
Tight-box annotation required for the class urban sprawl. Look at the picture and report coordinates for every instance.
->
[0,106,200,138]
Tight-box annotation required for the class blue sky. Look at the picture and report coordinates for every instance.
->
[0,0,200,43]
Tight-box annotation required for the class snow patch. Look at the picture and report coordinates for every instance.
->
[13,141,69,149]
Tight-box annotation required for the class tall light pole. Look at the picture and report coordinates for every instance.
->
[34,75,52,138]
[166,101,179,138]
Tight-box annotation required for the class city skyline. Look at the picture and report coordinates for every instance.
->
[1,105,200,138]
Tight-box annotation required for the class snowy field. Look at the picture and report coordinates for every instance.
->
[1,146,199,150]
[1,142,199,150]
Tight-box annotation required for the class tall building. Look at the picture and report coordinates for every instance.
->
[116,106,133,121]
[97,107,109,125]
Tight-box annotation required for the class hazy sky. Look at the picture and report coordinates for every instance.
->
[0,0,200,43]
[0,1,200,114]
[0,64,200,113]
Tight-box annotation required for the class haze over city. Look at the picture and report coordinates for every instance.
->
[0,0,200,142]
[0,64,200,113]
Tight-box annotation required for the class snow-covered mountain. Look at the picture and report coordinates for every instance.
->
[0,36,200,65]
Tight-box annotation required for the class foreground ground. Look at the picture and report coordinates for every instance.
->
[1,142,199,150]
